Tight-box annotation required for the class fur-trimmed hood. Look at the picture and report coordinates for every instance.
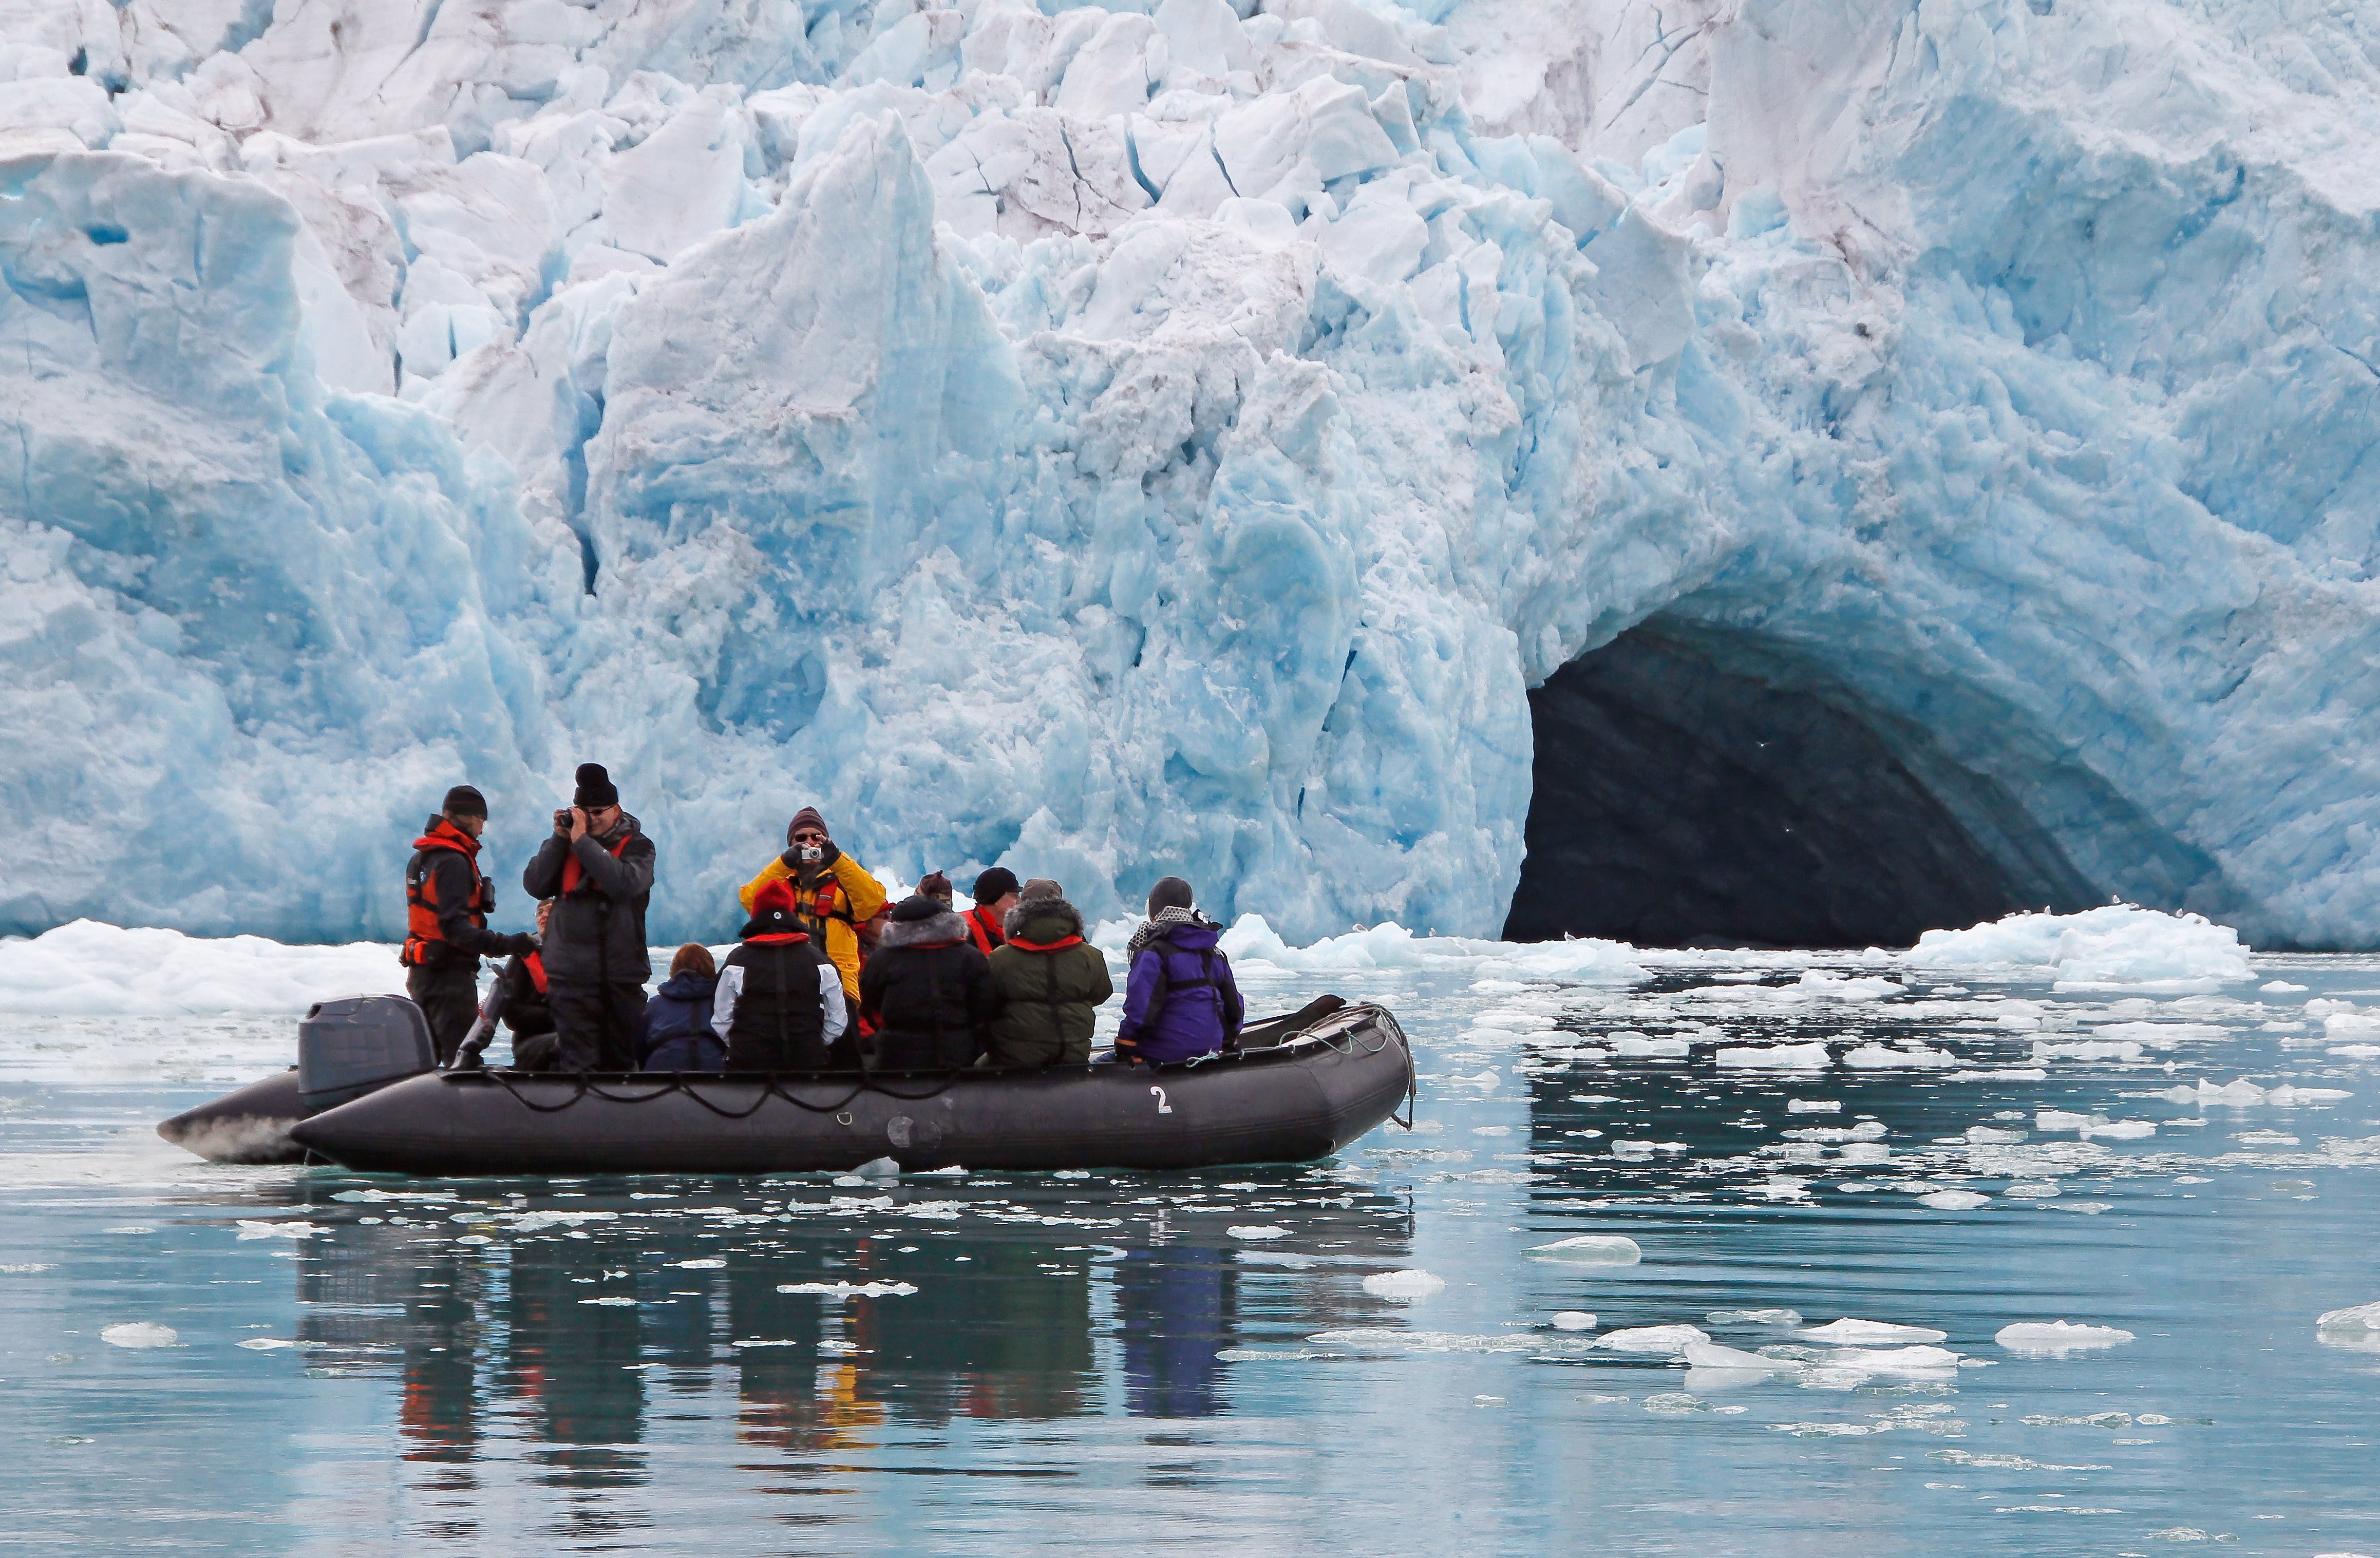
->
[876,909,969,949]
[1004,897,1085,943]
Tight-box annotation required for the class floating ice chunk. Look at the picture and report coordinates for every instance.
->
[2236,1130,2300,1145]
[1966,1127,2027,1144]
[1528,1235,1643,1264]
[1798,1318,1948,1344]
[1995,1321,2136,1354]
[730,1339,802,1349]
[1228,1225,1291,1240]
[2329,1044,2380,1059]
[1717,1043,1831,1069]
[1447,1068,1503,1089]
[1786,1100,1841,1113]
[1905,906,2252,988]
[236,1338,296,1350]
[1918,1189,1991,1210]
[853,1156,901,1179]
[1598,1324,1708,1355]
[1361,1269,1445,1300]
[2035,1110,2104,1133]
[1612,1036,1689,1058]
[101,1323,179,1348]
[1305,1330,1559,1354]
[1683,1339,1798,1371]
[2006,1181,2062,1198]
[776,1281,918,1297]
[1707,1308,1803,1326]
[2032,1039,2147,1063]
[2316,1301,2380,1331]
[670,1258,726,1269]
[1949,1068,2051,1081]
[1828,1345,1962,1374]
[510,1210,618,1231]
[2081,1119,2156,1139]
[1837,1142,1891,1164]
[1550,1311,1597,1331]
[2262,981,2309,993]
[0,1263,56,1274]
[578,1296,636,1306]
[1845,1043,1956,1069]
[234,1220,322,1240]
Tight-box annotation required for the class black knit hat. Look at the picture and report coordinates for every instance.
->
[573,763,619,808]
[971,866,1019,903]
[890,893,944,922]
[1148,876,1194,915]
[442,785,487,819]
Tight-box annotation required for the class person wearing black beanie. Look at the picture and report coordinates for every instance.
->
[522,762,657,1070]
[962,867,1021,955]
[401,784,537,1063]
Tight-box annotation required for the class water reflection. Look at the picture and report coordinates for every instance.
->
[277,1171,1414,1475]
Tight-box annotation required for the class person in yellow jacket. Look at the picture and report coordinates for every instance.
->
[737,806,887,998]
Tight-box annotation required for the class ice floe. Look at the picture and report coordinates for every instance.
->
[1995,1321,2136,1354]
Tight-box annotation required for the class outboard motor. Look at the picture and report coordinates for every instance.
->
[299,995,435,1109]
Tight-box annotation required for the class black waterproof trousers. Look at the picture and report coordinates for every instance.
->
[547,980,645,1071]
[406,963,481,1066]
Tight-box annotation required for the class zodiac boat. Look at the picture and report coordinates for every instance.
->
[158,994,1414,1176]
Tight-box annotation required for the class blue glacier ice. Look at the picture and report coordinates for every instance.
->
[5,0,2380,946]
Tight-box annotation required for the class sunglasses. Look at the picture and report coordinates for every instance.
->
[791,830,826,842]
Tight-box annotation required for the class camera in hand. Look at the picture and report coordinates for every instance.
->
[799,844,824,863]
[554,809,574,833]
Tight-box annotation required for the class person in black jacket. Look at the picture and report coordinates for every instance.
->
[714,879,848,1069]
[520,763,656,1071]
[401,784,538,1063]
[504,900,562,1070]
[860,894,997,1070]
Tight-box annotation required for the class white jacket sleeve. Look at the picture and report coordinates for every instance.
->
[819,963,848,1043]
[712,964,743,1040]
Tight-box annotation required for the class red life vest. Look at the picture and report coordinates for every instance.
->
[523,952,548,994]
[1007,933,1086,953]
[964,905,1005,955]
[560,829,633,895]
[403,819,493,967]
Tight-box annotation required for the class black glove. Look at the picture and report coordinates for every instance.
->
[507,933,540,956]
[816,840,841,868]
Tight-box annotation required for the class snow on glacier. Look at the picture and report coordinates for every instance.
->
[6,0,2380,947]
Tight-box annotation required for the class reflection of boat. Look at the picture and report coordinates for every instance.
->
[166,996,1414,1176]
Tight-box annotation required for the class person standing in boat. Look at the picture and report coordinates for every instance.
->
[984,879,1111,1067]
[714,878,849,1069]
[736,807,887,1007]
[521,764,655,1071]
[1113,877,1243,1065]
[401,784,539,1064]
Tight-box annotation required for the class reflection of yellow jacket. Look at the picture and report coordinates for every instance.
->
[739,853,887,996]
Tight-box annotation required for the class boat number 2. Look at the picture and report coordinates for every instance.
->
[1149,1086,1173,1115]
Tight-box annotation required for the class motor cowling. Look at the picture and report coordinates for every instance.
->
[298,995,435,1107]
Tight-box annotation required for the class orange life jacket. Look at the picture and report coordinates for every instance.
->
[559,829,633,895]
[403,819,493,967]
[963,905,1005,955]
[523,952,548,994]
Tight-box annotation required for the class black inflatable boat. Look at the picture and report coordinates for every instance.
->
[159,994,1414,1176]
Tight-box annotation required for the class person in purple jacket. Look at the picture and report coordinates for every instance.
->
[1113,877,1244,1064]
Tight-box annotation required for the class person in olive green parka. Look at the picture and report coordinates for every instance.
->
[983,881,1113,1067]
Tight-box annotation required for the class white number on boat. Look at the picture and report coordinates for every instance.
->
[1150,1086,1173,1115]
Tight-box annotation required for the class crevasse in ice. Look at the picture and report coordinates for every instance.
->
[5,0,2379,945]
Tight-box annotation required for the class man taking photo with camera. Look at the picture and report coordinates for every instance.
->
[522,763,656,1071]
[736,806,887,1008]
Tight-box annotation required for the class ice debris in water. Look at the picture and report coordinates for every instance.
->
[2316,1301,2380,1348]
[670,1258,726,1269]
[1844,1043,1958,1070]
[1227,1225,1292,1241]
[853,1157,901,1180]
[1798,1319,1949,1344]
[1996,1321,2136,1354]
[1598,1325,1709,1355]
[1527,1235,1643,1264]
[1550,1312,1597,1332]
[1361,1270,1446,1301]
[1718,1043,1833,1070]
[1917,1189,1992,1210]
[1905,907,2252,989]
[776,1281,918,1298]
[1683,1339,1799,1372]
[100,1323,178,1348]
[1826,1345,1962,1375]
[1707,1309,1804,1326]
[2155,1078,2352,1106]
[234,1220,322,1240]
[237,1338,296,1351]
[1786,1100,1842,1114]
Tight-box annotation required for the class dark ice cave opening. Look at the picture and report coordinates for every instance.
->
[1504,621,2102,949]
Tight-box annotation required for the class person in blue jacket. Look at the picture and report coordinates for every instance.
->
[1113,877,1243,1064]
[640,944,723,1071]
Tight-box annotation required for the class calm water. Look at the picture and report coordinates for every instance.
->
[4,951,2377,1555]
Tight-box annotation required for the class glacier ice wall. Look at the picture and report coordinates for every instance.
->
[4,0,2380,947]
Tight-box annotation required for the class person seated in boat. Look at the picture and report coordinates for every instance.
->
[640,944,723,1072]
[715,879,850,1070]
[738,807,887,1009]
[860,894,997,1070]
[917,870,955,908]
[1113,877,1243,1065]
[963,867,1020,954]
[984,879,1111,1068]
[505,900,562,1071]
